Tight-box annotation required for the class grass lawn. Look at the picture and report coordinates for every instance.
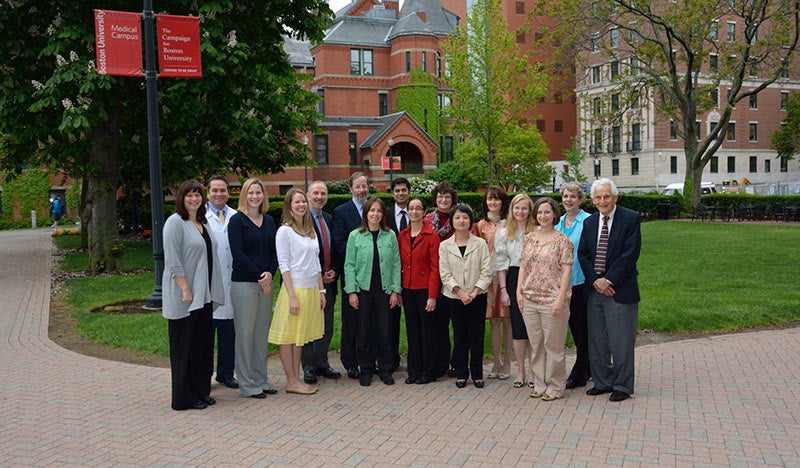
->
[59,221,800,358]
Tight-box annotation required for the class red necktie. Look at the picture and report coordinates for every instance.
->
[594,216,609,275]
[318,211,331,272]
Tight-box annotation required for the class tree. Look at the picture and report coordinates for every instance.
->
[771,91,800,162]
[538,0,800,205]
[441,0,549,185]
[0,1,332,271]
[561,141,588,184]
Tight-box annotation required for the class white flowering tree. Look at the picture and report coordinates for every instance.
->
[0,1,331,271]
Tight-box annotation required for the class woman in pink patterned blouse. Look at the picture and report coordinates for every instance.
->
[516,197,573,401]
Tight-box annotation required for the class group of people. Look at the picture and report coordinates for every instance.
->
[161,173,641,411]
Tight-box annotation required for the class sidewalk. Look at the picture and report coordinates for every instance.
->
[1,228,799,466]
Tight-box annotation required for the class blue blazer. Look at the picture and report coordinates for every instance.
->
[578,205,641,304]
[332,199,363,275]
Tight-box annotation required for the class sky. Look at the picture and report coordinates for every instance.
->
[328,0,351,13]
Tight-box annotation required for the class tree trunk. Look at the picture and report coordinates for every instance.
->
[87,113,122,273]
[683,153,705,208]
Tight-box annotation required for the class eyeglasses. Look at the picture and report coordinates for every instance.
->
[436,194,452,199]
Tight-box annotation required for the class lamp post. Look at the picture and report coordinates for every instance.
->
[594,157,601,180]
[552,168,557,192]
[387,137,394,185]
[303,135,309,190]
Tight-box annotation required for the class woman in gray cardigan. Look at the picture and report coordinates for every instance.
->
[162,180,224,411]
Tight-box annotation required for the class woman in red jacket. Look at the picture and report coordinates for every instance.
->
[398,197,441,385]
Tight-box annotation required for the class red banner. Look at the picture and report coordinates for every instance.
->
[156,15,202,78]
[94,10,143,77]
[382,155,402,171]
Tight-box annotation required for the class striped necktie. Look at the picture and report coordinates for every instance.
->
[594,216,609,275]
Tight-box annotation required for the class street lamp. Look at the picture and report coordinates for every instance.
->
[552,167,557,192]
[387,137,394,185]
[303,135,309,190]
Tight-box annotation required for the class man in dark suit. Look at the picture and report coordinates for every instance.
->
[301,181,342,384]
[332,172,369,379]
[578,178,641,402]
[385,177,410,371]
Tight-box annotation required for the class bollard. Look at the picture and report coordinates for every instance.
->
[31,210,37,229]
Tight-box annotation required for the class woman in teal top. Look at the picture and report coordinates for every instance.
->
[555,182,591,390]
[344,197,401,387]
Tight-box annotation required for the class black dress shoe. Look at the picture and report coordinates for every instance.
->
[609,390,630,402]
[565,377,587,389]
[190,400,208,409]
[405,377,417,384]
[415,376,432,384]
[380,375,395,385]
[304,370,318,385]
[473,379,485,389]
[316,367,342,379]
[586,386,613,396]
[201,396,216,406]
[263,388,278,395]
[250,391,267,399]
[215,376,239,389]
[347,366,360,379]
[455,379,467,388]
[359,374,372,386]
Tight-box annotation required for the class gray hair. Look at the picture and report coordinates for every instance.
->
[561,182,585,200]
[590,178,618,197]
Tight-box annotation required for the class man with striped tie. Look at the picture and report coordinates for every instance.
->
[578,178,641,402]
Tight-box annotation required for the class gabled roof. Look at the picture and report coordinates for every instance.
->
[359,112,407,148]
[387,12,438,41]
[283,37,314,68]
[396,0,458,36]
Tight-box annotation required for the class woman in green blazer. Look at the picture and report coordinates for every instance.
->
[344,197,401,387]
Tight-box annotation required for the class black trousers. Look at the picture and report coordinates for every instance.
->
[402,289,439,380]
[169,303,213,410]
[446,294,487,381]
[507,267,528,340]
[340,275,359,370]
[356,290,393,377]
[213,318,235,380]
[567,284,591,383]
[302,280,337,372]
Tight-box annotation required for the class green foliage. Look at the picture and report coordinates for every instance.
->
[562,142,588,184]
[0,168,52,223]
[771,91,800,161]
[426,161,481,192]
[409,177,437,194]
[395,70,441,144]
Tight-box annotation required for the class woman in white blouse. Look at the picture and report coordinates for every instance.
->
[494,194,537,389]
[268,189,325,395]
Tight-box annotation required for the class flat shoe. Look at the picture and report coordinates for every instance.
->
[473,379,485,389]
[455,379,467,388]
[586,387,613,396]
[201,396,216,406]
[527,381,535,389]
[286,386,317,395]
[541,393,558,401]
[405,377,416,384]
[529,390,543,399]
[190,400,208,409]
[497,374,510,380]
[609,390,630,402]
[487,372,499,379]
[512,381,525,388]
[263,388,278,395]
[249,392,267,399]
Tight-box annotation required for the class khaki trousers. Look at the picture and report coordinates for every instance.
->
[521,299,570,398]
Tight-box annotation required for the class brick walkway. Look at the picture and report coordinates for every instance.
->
[1,228,799,466]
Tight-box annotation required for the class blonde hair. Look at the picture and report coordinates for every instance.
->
[281,188,316,238]
[504,193,536,238]
[237,178,269,213]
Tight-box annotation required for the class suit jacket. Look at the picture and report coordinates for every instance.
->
[386,204,409,235]
[578,205,641,304]
[438,233,492,300]
[398,223,441,298]
[312,209,340,288]
[332,199,363,276]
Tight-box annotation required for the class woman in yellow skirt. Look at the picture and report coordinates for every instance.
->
[269,188,325,395]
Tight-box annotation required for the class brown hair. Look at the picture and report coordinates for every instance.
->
[175,179,207,222]
[281,188,315,238]
[481,185,510,221]
[358,197,389,232]
[431,181,458,206]
[533,197,561,227]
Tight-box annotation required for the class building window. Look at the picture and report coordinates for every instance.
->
[554,120,564,132]
[727,156,735,173]
[781,92,788,110]
[279,185,293,195]
[780,156,788,172]
[316,88,325,115]
[695,120,702,141]
[406,51,411,72]
[443,136,454,161]
[350,49,374,76]
[349,132,358,166]
[593,128,603,152]
[516,31,526,44]
[670,156,678,174]
[710,21,718,40]
[610,61,619,78]
[422,51,427,72]
[710,54,718,71]
[670,120,678,140]
[765,159,771,173]
[749,122,758,142]
[631,157,639,175]
[631,90,640,109]
[710,88,719,108]
[780,61,790,79]
[592,32,600,52]
[610,28,619,48]
[749,156,757,172]
[726,122,736,141]
[379,93,388,116]
[594,160,601,177]
[727,22,735,42]
[749,94,758,109]
[611,93,620,111]
[436,53,442,78]
[536,119,546,132]
[631,123,641,151]
[314,134,328,165]
[516,1,525,14]
[710,156,719,173]
[612,126,621,152]
[592,65,601,83]
[593,97,602,116]
[612,159,620,176]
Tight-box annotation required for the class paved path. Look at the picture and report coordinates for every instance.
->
[1,228,799,467]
